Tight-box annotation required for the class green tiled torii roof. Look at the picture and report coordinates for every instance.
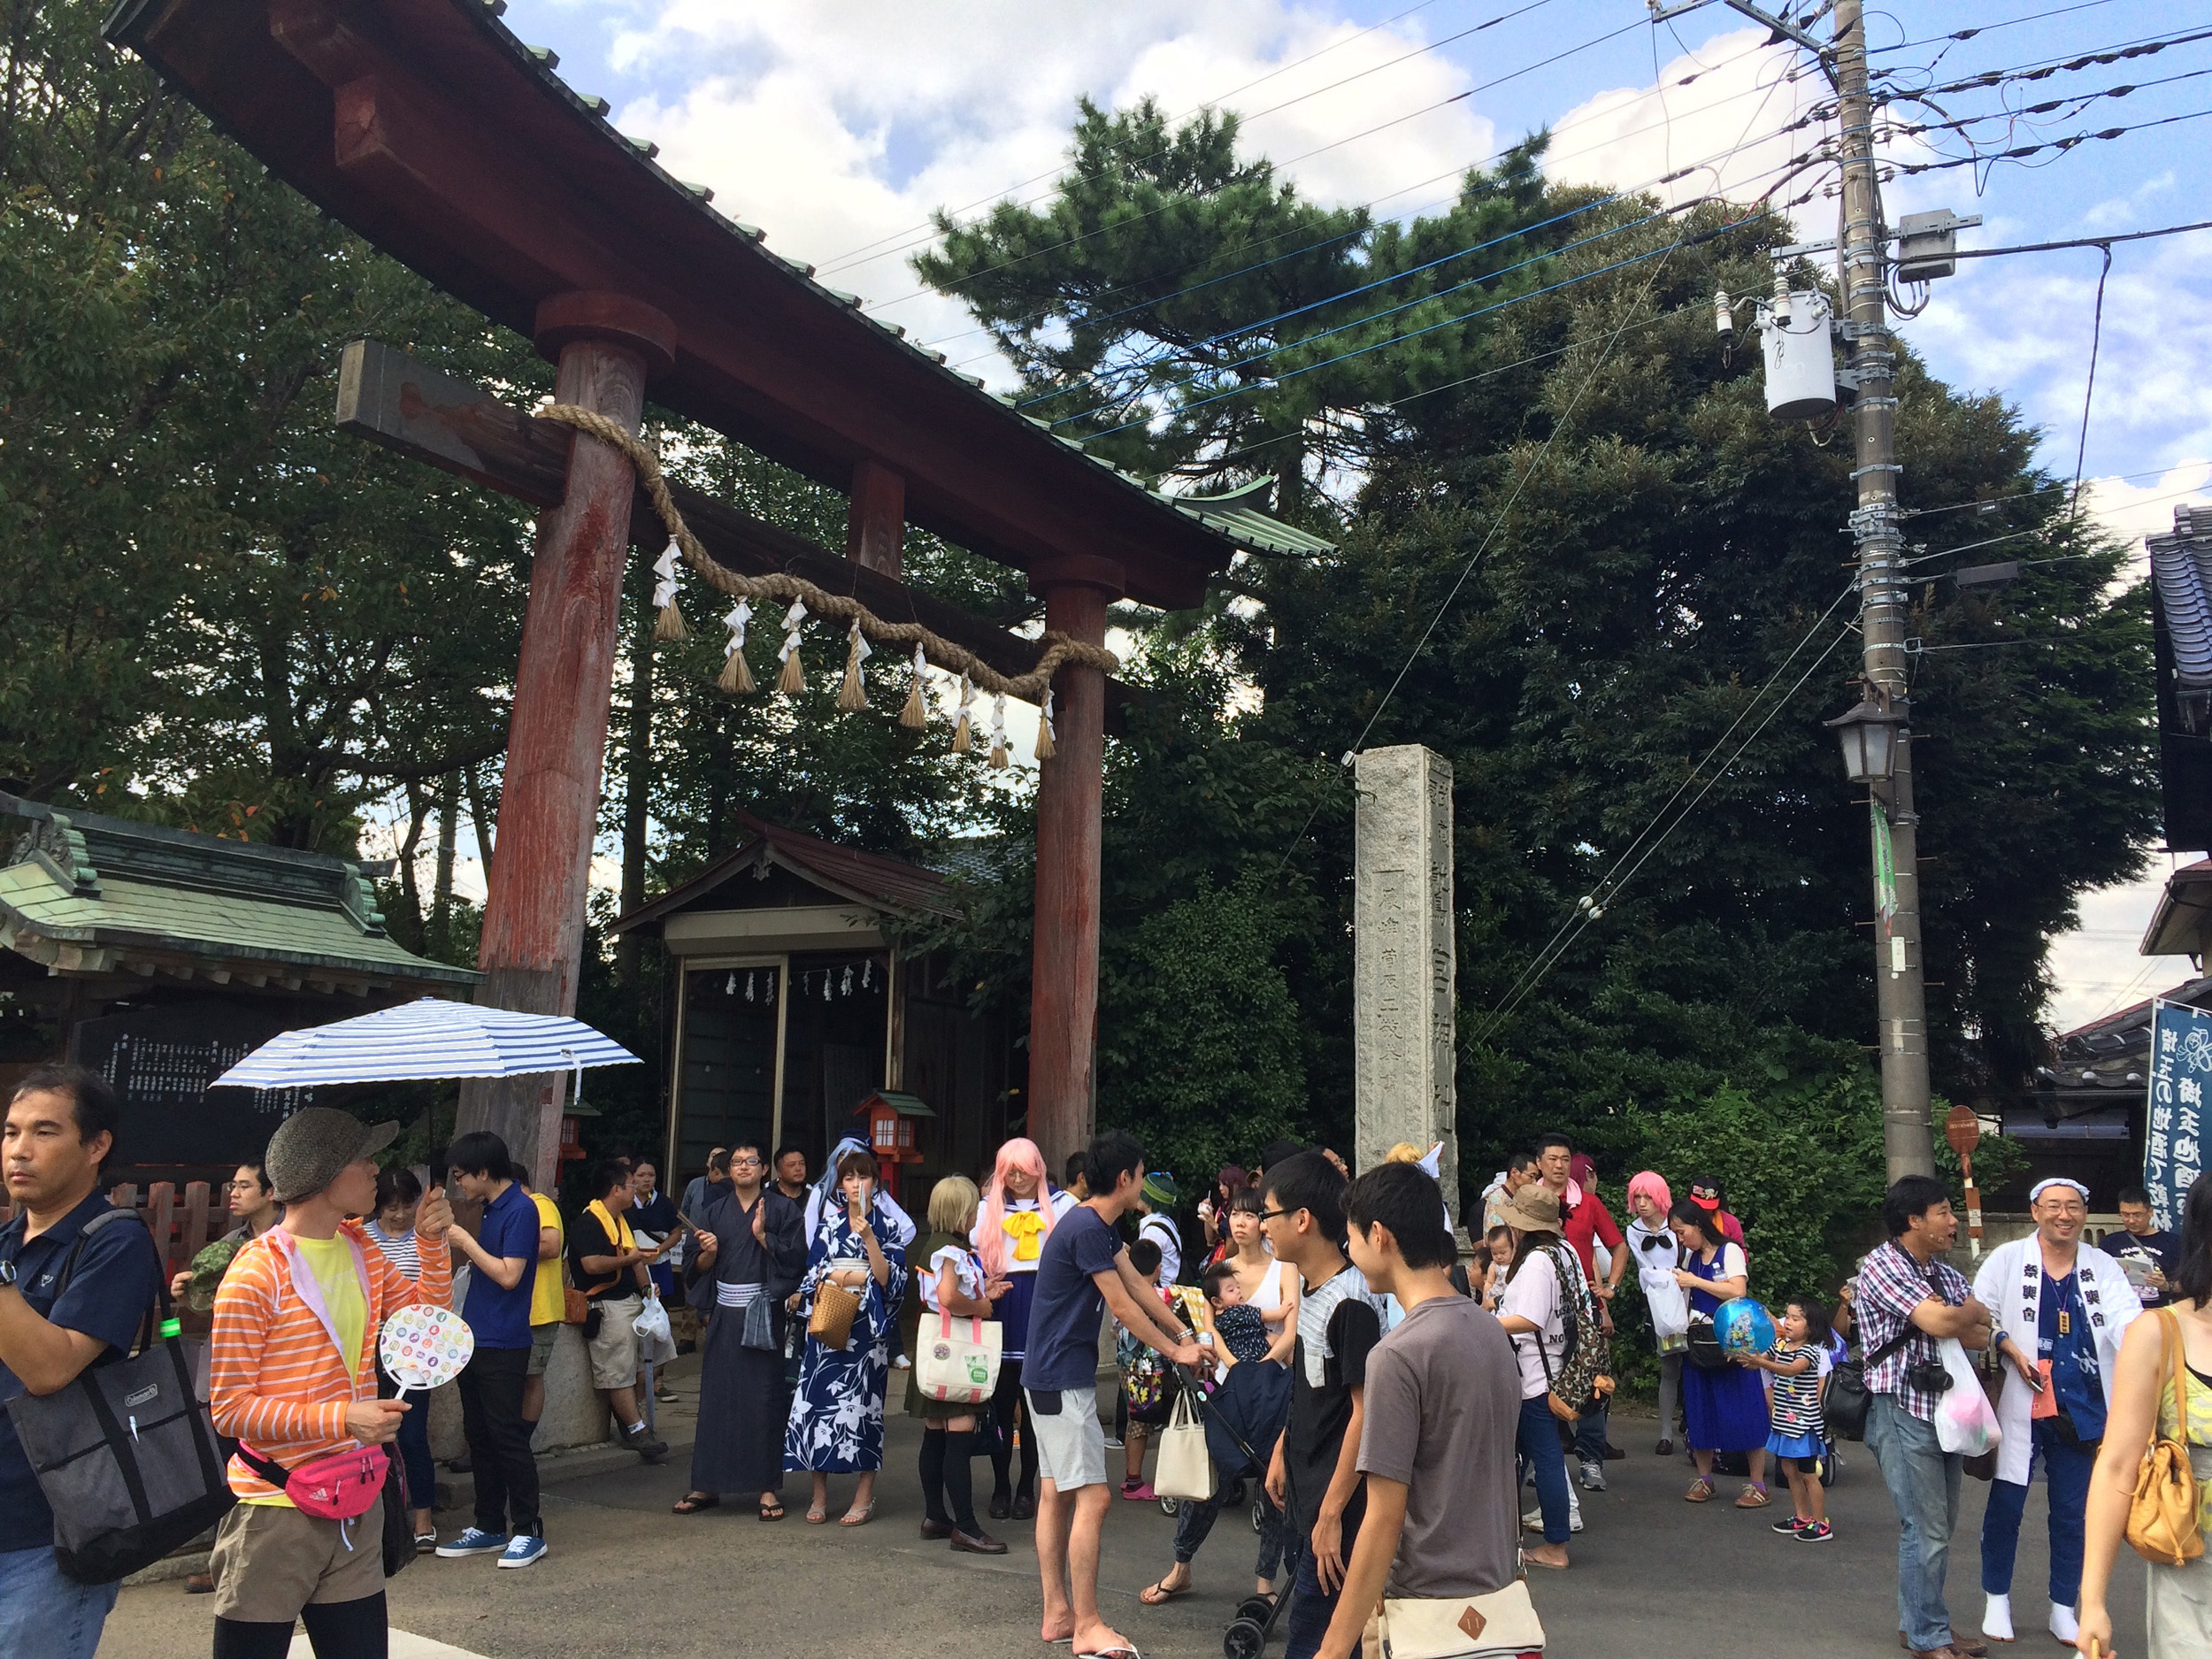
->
[0,794,476,990]
[1164,480,1338,558]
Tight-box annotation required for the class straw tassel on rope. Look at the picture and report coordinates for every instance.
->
[651,540,688,641]
[952,673,974,753]
[718,600,754,695]
[987,693,1009,771]
[837,618,872,712]
[776,598,808,695]
[1033,686,1056,763]
[900,643,929,730]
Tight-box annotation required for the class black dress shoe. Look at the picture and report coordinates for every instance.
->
[919,1519,954,1540]
[1604,1443,1625,1460]
[950,1527,1009,1555]
[1012,1493,1036,1521]
[987,1493,1011,1520]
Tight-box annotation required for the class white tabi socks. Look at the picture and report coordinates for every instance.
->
[2049,1601,2080,1645]
[1982,1593,2015,1643]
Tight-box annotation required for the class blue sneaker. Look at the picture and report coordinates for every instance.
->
[497,1534,548,1569]
[434,1527,508,1559]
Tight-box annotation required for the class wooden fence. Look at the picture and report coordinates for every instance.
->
[0,1180,221,1279]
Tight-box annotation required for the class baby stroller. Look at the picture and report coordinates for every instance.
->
[1167,1358,1299,1659]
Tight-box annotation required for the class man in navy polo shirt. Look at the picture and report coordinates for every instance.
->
[0,1064,163,1659]
[437,1130,546,1568]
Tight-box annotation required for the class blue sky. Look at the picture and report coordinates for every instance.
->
[465,0,2212,1026]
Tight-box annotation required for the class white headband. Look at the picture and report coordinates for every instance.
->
[2029,1178,2091,1203]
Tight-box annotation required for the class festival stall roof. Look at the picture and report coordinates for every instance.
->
[102,0,1330,611]
[0,793,476,996]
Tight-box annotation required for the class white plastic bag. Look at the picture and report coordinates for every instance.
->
[1932,1337,2001,1457]
[1643,1275,1692,1341]
[633,1292,677,1367]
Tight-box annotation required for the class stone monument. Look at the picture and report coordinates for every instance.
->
[1353,745,1457,1210]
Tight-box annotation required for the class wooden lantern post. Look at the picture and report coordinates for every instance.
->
[1945,1103,1984,1259]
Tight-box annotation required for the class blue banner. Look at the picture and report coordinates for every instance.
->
[2146,998,2212,1231]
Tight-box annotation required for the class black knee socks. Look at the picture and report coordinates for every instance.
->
[944,1426,979,1533]
[919,1425,949,1525]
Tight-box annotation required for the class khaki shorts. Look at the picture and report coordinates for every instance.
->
[210,1499,383,1622]
[1025,1385,1107,1491]
[528,1320,560,1377]
[586,1294,642,1389]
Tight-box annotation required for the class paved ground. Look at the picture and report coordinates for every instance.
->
[102,1371,2148,1658]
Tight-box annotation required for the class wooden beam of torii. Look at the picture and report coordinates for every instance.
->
[334,340,1152,733]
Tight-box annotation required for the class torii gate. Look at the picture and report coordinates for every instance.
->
[106,0,1318,1181]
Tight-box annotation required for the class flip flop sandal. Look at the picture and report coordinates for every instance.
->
[1138,1578,1192,1606]
[1073,1647,1142,1659]
[672,1494,720,1515]
[757,1498,786,1523]
[1685,1479,1715,1502]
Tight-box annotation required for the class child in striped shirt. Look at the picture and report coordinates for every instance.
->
[1736,1298,1833,1541]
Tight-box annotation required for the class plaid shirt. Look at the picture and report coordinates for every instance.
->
[1855,1240,1972,1421]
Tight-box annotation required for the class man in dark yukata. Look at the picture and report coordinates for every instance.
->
[674,1141,807,1519]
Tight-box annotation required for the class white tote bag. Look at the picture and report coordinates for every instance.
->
[1152,1386,1215,1502]
[913,1310,1002,1405]
[1365,1580,1546,1659]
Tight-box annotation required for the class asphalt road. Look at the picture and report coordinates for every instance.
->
[100,1374,2148,1659]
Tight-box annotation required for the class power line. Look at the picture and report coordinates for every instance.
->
[933,27,1805,360]
[1870,0,2128,58]
[864,13,1654,312]
[1893,101,2212,175]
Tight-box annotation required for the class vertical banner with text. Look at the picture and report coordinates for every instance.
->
[2146,998,2212,1231]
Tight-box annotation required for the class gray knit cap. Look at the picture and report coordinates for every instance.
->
[265,1107,400,1203]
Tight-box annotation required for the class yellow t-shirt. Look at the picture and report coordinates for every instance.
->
[248,1233,367,1508]
[528,1191,566,1328]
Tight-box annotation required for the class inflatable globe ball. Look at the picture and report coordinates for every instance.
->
[1715,1297,1777,1359]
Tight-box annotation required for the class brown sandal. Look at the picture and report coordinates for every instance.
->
[672,1493,719,1515]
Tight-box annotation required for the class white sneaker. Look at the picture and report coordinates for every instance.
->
[1520,1505,1583,1534]
[1578,1459,1607,1492]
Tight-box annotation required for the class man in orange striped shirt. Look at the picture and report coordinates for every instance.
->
[206,1108,453,1658]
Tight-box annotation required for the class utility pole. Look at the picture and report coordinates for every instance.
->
[1835,0,1935,1181]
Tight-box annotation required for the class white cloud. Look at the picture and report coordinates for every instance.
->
[604,0,1496,378]
[2045,869,2191,1035]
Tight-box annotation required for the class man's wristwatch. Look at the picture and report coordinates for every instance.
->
[0,1257,16,1287]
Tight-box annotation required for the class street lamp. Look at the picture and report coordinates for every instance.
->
[1824,695,1909,784]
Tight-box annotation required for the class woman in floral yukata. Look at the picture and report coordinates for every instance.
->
[785,1143,912,1525]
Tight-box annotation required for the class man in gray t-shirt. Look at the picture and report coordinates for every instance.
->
[1358,1294,1521,1598]
[1312,1162,1524,1659]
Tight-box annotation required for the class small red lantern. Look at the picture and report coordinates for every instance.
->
[852,1091,933,1202]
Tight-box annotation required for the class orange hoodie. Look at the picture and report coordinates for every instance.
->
[208,1219,452,1500]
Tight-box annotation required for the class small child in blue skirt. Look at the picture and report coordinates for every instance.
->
[1735,1297,1834,1540]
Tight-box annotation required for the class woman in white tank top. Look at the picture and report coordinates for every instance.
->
[1222,1191,1296,1364]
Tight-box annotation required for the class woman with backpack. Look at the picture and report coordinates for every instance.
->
[1494,1186,1585,1569]
[1670,1198,1772,1508]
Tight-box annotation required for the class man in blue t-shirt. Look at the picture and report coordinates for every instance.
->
[438,1131,548,1568]
[2109,1185,2179,1310]
[0,1065,163,1659]
[1025,1130,1201,1657]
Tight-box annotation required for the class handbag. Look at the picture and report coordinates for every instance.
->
[2128,1309,2204,1567]
[1825,1324,1919,1442]
[808,1279,862,1350]
[380,1448,413,1578]
[1362,1579,1547,1658]
[1153,1382,1215,1502]
[4,1210,235,1585]
[1685,1319,1729,1371]
[914,1310,1002,1404]
[740,1292,778,1352]
[563,1286,589,1326]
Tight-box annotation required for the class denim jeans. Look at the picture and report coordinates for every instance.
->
[1283,1538,1342,1659]
[0,1545,119,1659]
[1981,1418,2097,1605]
[1867,1392,1964,1652]
[1571,1396,1610,1466]
[1517,1394,1575,1545]
[1173,1480,1287,1579]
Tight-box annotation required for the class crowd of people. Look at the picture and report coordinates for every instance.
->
[4,1057,2212,1658]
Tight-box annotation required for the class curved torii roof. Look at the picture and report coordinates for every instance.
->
[104,0,1326,609]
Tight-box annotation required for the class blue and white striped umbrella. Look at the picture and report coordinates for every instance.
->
[211,996,641,1088]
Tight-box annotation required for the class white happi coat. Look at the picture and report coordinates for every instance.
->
[1970,1235,2145,1486]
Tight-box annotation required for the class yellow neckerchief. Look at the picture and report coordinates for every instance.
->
[1001,1208,1048,1262]
[585,1198,635,1294]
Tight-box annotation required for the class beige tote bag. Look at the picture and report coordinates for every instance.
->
[1151,1386,1215,1502]
[1359,1579,1546,1659]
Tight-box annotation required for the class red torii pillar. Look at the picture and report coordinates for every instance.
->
[457,293,675,1188]
[1026,559,1118,1174]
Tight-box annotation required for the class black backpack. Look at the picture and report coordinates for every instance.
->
[5,1210,235,1583]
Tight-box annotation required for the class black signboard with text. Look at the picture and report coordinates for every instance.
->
[69,1000,313,1168]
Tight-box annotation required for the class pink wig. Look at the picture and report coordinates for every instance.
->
[1625,1171,1672,1217]
[976,1137,1054,1279]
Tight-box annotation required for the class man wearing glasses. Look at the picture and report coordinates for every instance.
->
[672,1142,807,1520]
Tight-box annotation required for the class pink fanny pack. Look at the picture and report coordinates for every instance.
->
[238,1443,391,1522]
